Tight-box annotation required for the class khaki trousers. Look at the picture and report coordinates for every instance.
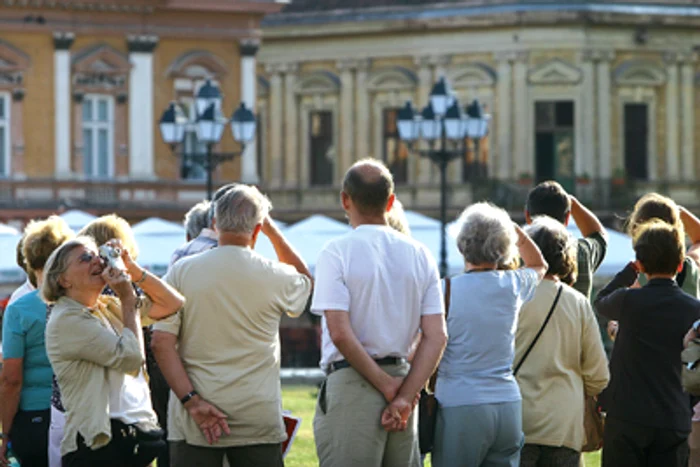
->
[313,362,421,467]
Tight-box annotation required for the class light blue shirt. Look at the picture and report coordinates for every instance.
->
[436,268,539,407]
[2,290,53,411]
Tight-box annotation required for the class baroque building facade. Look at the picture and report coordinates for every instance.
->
[257,0,700,220]
[0,0,279,223]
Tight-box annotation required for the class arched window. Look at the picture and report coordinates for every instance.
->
[72,44,130,179]
[167,50,228,180]
[367,67,417,184]
[296,71,340,186]
[0,40,30,178]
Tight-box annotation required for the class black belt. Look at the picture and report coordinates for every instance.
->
[327,356,406,374]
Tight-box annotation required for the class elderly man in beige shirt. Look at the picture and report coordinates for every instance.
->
[152,185,313,467]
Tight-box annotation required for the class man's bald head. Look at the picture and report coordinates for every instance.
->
[342,159,395,216]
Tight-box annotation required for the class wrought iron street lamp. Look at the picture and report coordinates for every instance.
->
[397,77,490,277]
[158,79,256,200]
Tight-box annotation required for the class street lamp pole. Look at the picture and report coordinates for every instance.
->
[397,77,490,277]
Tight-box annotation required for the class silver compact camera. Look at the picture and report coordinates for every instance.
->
[98,244,126,272]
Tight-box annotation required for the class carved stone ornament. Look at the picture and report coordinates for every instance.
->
[528,59,582,85]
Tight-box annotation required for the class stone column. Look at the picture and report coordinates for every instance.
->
[513,52,529,177]
[495,52,514,180]
[127,35,158,179]
[355,59,371,162]
[239,40,259,183]
[53,32,74,178]
[415,56,433,184]
[580,51,597,179]
[265,64,284,187]
[337,59,356,177]
[664,52,680,180]
[283,63,299,187]
[596,51,614,179]
[680,53,696,181]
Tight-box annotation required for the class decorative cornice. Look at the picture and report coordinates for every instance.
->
[264,62,299,75]
[336,58,370,71]
[126,35,159,54]
[239,40,260,57]
[413,55,451,68]
[53,32,75,51]
[581,49,615,62]
[494,51,528,64]
[664,51,698,64]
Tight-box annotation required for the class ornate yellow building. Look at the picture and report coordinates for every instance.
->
[257,0,700,220]
[0,0,280,223]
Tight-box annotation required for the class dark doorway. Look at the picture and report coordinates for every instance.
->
[624,103,649,181]
[309,111,334,186]
[382,108,409,184]
[534,101,575,192]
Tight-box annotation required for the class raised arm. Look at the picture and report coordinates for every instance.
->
[680,207,700,267]
[515,224,548,280]
[594,262,639,321]
[261,217,312,281]
[570,196,607,239]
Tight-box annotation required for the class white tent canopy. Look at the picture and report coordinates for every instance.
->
[0,223,19,236]
[59,210,97,231]
[405,211,465,275]
[132,217,186,236]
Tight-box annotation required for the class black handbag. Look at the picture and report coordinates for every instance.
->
[418,277,450,455]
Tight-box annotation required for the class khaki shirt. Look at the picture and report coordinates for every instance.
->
[153,245,312,447]
[45,295,153,456]
[515,281,609,451]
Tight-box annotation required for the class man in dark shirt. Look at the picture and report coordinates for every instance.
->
[595,220,700,467]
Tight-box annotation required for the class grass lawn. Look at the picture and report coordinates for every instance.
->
[281,385,601,467]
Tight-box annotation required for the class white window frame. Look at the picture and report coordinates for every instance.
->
[82,94,114,179]
[0,92,11,178]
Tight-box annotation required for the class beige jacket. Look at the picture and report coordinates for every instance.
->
[515,280,609,451]
[45,295,153,456]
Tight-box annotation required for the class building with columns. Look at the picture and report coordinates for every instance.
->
[257,0,700,220]
[0,0,279,223]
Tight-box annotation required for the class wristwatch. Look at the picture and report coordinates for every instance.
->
[180,390,198,405]
[693,319,700,336]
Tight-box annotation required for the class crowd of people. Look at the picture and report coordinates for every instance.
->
[0,158,699,467]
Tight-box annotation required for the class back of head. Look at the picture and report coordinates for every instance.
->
[342,159,394,217]
[627,192,681,236]
[525,216,578,283]
[633,220,685,276]
[456,202,517,269]
[79,214,138,259]
[526,181,571,223]
[184,200,211,240]
[209,183,239,227]
[215,185,272,235]
[16,234,38,287]
[386,198,410,235]
[22,215,75,273]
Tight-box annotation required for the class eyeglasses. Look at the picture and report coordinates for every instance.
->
[76,251,98,265]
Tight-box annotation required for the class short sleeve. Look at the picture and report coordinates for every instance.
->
[311,246,350,315]
[421,253,444,316]
[515,268,540,303]
[2,302,25,359]
[271,265,313,318]
[580,232,608,273]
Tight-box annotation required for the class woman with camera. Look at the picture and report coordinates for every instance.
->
[43,236,183,467]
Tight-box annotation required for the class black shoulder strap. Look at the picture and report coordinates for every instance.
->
[444,277,451,319]
[513,284,563,376]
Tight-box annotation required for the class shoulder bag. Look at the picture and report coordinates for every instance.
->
[418,276,450,455]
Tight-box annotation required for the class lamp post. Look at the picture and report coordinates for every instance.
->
[397,77,490,277]
[158,79,257,200]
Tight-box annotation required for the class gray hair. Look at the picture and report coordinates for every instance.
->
[387,198,410,236]
[208,183,238,227]
[184,200,211,239]
[455,202,518,268]
[41,236,98,304]
[214,185,272,234]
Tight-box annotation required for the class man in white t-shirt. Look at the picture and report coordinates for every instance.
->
[311,160,447,467]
